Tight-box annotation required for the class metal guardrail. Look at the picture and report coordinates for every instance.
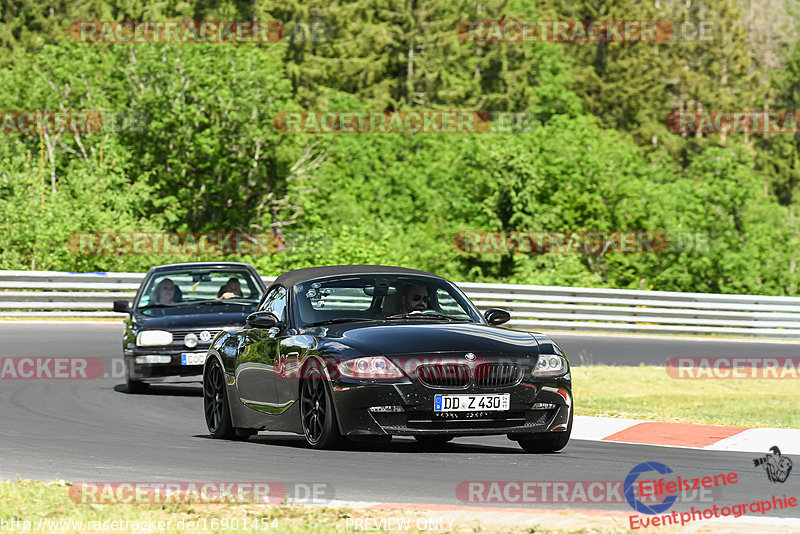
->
[3,270,800,338]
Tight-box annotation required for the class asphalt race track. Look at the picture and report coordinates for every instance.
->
[1,322,798,519]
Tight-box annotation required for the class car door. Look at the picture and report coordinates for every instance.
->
[272,286,303,414]
[235,286,287,413]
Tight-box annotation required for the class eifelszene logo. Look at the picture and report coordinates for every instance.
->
[625,462,678,515]
[753,447,793,483]
[624,461,736,515]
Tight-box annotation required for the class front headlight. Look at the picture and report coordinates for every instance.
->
[338,356,404,379]
[136,330,174,346]
[532,355,568,378]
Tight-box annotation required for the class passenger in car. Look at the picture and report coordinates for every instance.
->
[217,277,243,299]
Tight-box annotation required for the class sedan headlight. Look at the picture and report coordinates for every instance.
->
[338,356,404,379]
[532,355,568,377]
[136,330,173,347]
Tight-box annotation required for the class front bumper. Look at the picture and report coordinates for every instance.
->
[124,348,206,384]
[330,377,571,437]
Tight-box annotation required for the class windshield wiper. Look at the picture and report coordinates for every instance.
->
[138,303,173,309]
[384,312,462,321]
[304,318,376,327]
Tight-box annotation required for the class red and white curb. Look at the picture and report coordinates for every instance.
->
[573,415,800,454]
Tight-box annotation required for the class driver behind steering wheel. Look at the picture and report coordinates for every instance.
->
[397,283,429,314]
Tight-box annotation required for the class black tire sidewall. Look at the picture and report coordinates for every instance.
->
[204,359,235,439]
[302,362,342,449]
[124,364,148,393]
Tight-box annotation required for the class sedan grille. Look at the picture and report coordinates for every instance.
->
[416,364,470,388]
[474,363,522,387]
[170,329,221,347]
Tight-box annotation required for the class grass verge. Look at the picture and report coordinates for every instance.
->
[572,365,800,428]
[0,480,341,533]
[0,480,634,534]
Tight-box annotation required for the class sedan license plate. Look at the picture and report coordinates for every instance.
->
[181,353,205,366]
[434,394,510,412]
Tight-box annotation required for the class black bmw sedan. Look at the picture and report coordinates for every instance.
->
[114,262,266,393]
[203,265,572,452]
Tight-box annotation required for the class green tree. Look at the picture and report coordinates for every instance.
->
[262,0,582,115]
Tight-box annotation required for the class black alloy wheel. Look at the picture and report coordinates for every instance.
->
[300,361,343,449]
[204,359,236,439]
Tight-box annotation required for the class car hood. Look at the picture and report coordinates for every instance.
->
[133,309,253,330]
[313,322,540,356]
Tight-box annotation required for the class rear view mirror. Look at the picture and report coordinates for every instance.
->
[192,272,212,283]
[364,285,397,296]
[484,308,511,325]
[113,300,130,314]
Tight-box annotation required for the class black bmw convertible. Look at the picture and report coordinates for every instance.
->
[203,265,573,452]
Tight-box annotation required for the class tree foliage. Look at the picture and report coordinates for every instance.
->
[2,0,800,296]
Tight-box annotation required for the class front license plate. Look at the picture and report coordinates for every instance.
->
[434,394,510,412]
[181,353,205,366]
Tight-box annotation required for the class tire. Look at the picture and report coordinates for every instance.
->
[414,435,453,448]
[300,361,344,449]
[204,359,236,439]
[517,416,572,453]
[125,364,149,394]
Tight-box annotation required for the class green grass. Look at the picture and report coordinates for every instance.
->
[0,481,632,534]
[572,365,800,428]
[0,480,354,533]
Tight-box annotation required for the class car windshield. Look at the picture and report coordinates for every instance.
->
[292,275,481,327]
[137,268,263,309]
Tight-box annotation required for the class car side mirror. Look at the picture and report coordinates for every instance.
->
[484,308,510,325]
[113,300,130,314]
[246,311,280,329]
